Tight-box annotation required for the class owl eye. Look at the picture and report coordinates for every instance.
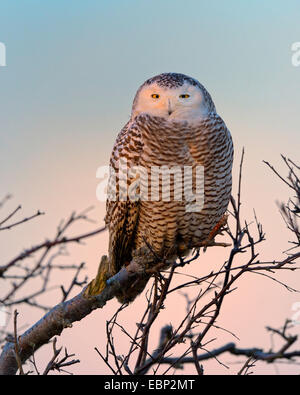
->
[151,94,160,99]
[179,94,190,99]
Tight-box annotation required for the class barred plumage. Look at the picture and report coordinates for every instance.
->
[105,73,233,303]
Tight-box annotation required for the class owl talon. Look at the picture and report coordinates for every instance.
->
[208,214,228,240]
[200,215,230,251]
[145,260,166,274]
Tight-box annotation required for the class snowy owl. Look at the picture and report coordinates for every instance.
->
[104,72,234,303]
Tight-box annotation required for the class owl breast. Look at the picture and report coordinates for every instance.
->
[131,114,233,258]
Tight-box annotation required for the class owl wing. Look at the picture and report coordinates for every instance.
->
[105,120,143,275]
[186,113,234,218]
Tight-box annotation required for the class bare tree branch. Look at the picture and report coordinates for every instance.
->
[0,155,299,375]
[0,260,145,375]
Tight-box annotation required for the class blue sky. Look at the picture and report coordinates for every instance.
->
[1,1,299,142]
[1,0,300,248]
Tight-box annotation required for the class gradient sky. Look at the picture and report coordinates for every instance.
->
[0,0,300,375]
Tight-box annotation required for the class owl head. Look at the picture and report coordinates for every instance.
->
[131,73,216,122]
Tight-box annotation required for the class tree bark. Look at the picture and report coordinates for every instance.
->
[0,260,143,375]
